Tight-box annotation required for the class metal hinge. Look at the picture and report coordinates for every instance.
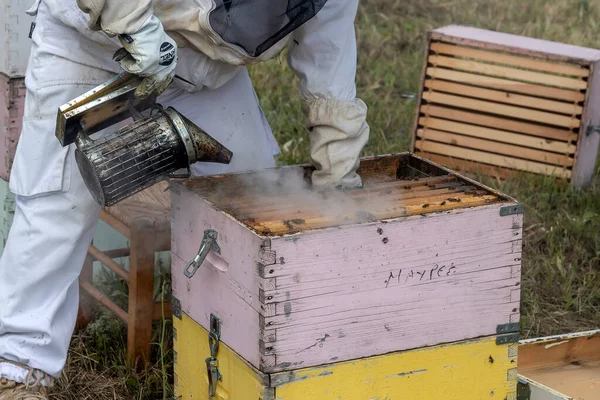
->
[172,296,182,319]
[206,314,223,398]
[497,322,520,345]
[586,124,600,137]
[500,204,524,217]
[517,379,531,400]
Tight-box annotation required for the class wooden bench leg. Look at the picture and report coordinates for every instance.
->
[127,222,156,370]
[76,254,95,330]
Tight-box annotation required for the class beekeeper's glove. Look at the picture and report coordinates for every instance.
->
[303,98,370,189]
[114,15,178,98]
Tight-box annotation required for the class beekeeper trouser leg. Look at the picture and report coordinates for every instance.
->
[0,10,276,387]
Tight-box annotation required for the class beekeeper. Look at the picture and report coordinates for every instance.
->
[0,0,369,397]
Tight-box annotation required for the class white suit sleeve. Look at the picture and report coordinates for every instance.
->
[286,0,359,102]
[287,0,370,188]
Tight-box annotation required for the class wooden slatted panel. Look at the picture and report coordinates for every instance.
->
[420,105,578,142]
[182,171,501,235]
[417,152,519,181]
[417,129,574,167]
[416,141,571,179]
[430,42,590,77]
[422,92,579,128]
[426,67,586,102]
[418,117,577,153]
[413,38,591,181]
[428,55,587,90]
[424,80,583,115]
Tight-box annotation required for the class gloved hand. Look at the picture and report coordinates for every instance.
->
[303,98,370,189]
[113,14,178,98]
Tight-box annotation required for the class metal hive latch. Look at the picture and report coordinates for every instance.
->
[206,314,222,398]
[184,229,220,278]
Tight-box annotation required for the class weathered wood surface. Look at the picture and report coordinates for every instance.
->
[574,63,600,188]
[0,76,24,181]
[171,182,267,370]
[262,204,521,372]
[174,312,518,400]
[103,180,171,232]
[411,26,600,186]
[172,187,521,372]
[171,154,521,373]
[518,330,600,400]
[431,25,600,64]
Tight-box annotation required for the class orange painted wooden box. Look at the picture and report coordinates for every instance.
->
[410,25,600,188]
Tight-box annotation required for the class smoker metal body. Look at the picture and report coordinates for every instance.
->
[56,72,233,206]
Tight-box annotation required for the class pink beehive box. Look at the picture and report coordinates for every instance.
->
[169,153,523,373]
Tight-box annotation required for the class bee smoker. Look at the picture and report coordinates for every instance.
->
[55,72,233,207]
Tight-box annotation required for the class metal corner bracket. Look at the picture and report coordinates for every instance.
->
[496,322,520,345]
[500,204,524,217]
[172,296,182,320]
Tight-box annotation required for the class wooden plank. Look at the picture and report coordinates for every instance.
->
[519,330,600,371]
[76,255,95,329]
[428,55,587,90]
[88,245,130,282]
[127,224,157,369]
[171,186,267,372]
[417,129,574,167]
[422,91,579,128]
[251,194,499,235]
[245,187,488,230]
[424,79,583,115]
[430,42,590,77]
[431,26,600,64]
[418,141,572,178]
[264,205,520,371]
[419,105,579,142]
[80,281,129,324]
[173,315,270,400]
[414,152,519,180]
[273,336,517,399]
[418,116,577,153]
[426,67,586,102]
[152,301,172,321]
[521,364,600,400]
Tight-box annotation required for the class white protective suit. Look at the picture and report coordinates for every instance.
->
[0,0,369,386]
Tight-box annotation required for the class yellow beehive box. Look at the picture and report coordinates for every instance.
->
[173,313,519,400]
[410,25,600,188]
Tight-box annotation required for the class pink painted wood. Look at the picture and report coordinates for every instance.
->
[170,155,523,374]
[0,75,25,181]
[432,25,600,64]
[575,64,600,188]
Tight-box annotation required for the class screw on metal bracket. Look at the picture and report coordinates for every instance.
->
[500,204,524,217]
[496,322,520,345]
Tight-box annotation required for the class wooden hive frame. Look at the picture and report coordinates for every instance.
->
[410,25,600,188]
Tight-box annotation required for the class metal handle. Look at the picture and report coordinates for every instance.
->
[184,229,221,278]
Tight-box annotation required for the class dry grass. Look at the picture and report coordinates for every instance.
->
[49,0,600,398]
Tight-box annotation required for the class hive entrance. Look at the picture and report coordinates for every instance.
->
[181,155,502,235]
[413,39,588,180]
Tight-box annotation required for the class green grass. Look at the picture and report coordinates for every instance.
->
[49,0,600,398]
